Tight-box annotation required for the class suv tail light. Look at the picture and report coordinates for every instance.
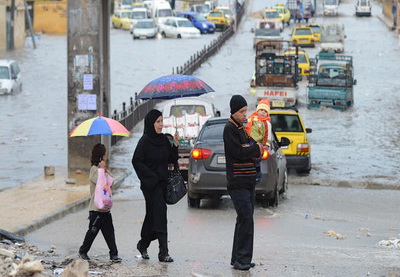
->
[192,148,211,159]
[261,150,270,160]
[297,143,309,153]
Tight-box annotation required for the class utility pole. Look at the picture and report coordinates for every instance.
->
[9,0,15,50]
[67,0,111,182]
[24,0,36,49]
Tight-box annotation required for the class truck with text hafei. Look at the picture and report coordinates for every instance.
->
[251,40,299,108]
[162,97,220,181]
[307,52,357,110]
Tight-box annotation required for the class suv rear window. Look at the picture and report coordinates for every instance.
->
[0,66,10,79]
[199,122,224,140]
[270,114,303,132]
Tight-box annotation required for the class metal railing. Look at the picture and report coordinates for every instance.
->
[111,1,246,146]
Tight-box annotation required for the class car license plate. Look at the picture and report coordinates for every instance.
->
[300,39,308,42]
[271,100,285,107]
[217,156,226,164]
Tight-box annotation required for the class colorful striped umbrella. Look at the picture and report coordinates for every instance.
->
[69,115,130,137]
[137,74,214,100]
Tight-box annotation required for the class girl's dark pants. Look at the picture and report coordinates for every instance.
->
[79,211,118,256]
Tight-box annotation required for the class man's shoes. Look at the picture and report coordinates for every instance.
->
[158,254,174,262]
[78,253,90,261]
[137,241,149,259]
[110,255,122,263]
[233,262,251,271]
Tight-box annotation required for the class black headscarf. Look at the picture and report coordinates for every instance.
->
[144,109,164,146]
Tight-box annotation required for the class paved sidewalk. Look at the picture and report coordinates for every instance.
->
[0,167,128,237]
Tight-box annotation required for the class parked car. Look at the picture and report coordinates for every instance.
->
[307,23,321,42]
[187,117,290,208]
[111,9,132,29]
[290,25,315,47]
[206,10,230,31]
[261,8,284,31]
[132,19,158,39]
[0,59,22,95]
[283,47,311,76]
[273,4,291,26]
[190,4,211,17]
[159,17,201,38]
[269,108,312,174]
[323,0,339,16]
[355,0,371,16]
[129,8,150,33]
[177,12,215,34]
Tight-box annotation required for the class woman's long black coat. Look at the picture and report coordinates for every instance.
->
[132,134,178,235]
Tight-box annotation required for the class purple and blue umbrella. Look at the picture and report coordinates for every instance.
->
[137,74,214,100]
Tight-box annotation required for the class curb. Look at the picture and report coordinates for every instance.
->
[12,170,129,238]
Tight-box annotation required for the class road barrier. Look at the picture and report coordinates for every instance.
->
[111,1,246,146]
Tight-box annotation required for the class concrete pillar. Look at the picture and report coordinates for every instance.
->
[67,0,111,182]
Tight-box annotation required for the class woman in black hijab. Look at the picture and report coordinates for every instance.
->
[132,109,179,262]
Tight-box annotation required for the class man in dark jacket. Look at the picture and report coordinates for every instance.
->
[223,95,263,271]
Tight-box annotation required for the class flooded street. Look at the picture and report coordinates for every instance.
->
[5,0,400,275]
[1,0,399,191]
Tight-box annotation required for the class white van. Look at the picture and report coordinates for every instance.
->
[323,0,339,16]
[152,1,174,25]
[355,0,371,16]
[0,60,22,95]
[129,8,150,33]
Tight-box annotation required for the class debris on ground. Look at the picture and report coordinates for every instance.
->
[378,238,400,249]
[324,230,347,240]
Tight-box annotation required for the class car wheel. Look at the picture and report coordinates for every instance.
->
[161,31,166,38]
[280,170,288,194]
[133,36,137,40]
[269,183,279,207]
[177,34,182,39]
[188,195,200,208]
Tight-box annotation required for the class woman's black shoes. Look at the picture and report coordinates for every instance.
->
[110,255,122,263]
[137,242,149,259]
[158,254,174,262]
[78,253,90,261]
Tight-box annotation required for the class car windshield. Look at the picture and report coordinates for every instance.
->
[209,11,223,17]
[170,105,206,117]
[177,20,194,27]
[120,11,132,18]
[131,11,146,19]
[199,122,224,141]
[137,21,155,28]
[359,0,368,5]
[271,114,303,132]
[295,28,312,36]
[121,0,132,5]
[158,9,172,17]
[265,11,280,18]
[0,67,10,79]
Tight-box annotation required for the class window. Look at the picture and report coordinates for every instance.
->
[0,66,10,79]
[170,105,206,117]
[271,114,303,132]
[199,122,224,141]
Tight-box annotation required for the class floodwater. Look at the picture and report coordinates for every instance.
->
[1,0,399,192]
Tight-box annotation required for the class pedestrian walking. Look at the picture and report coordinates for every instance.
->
[246,98,272,182]
[78,143,121,262]
[223,95,263,271]
[132,109,180,263]
[392,0,397,28]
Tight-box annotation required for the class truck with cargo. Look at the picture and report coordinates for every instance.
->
[319,23,346,53]
[162,97,220,181]
[251,40,299,108]
[307,52,357,110]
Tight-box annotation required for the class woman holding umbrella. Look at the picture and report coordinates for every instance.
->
[132,109,180,262]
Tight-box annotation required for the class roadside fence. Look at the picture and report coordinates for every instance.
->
[111,1,246,146]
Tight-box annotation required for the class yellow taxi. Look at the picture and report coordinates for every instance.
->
[261,8,284,31]
[269,108,312,174]
[215,5,234,24]
[307,23,321,42]
[206,9,230,30]
[111,9,132,30]
[273,4,291,26]
[290,26,315,47]
[283,48,311,76]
